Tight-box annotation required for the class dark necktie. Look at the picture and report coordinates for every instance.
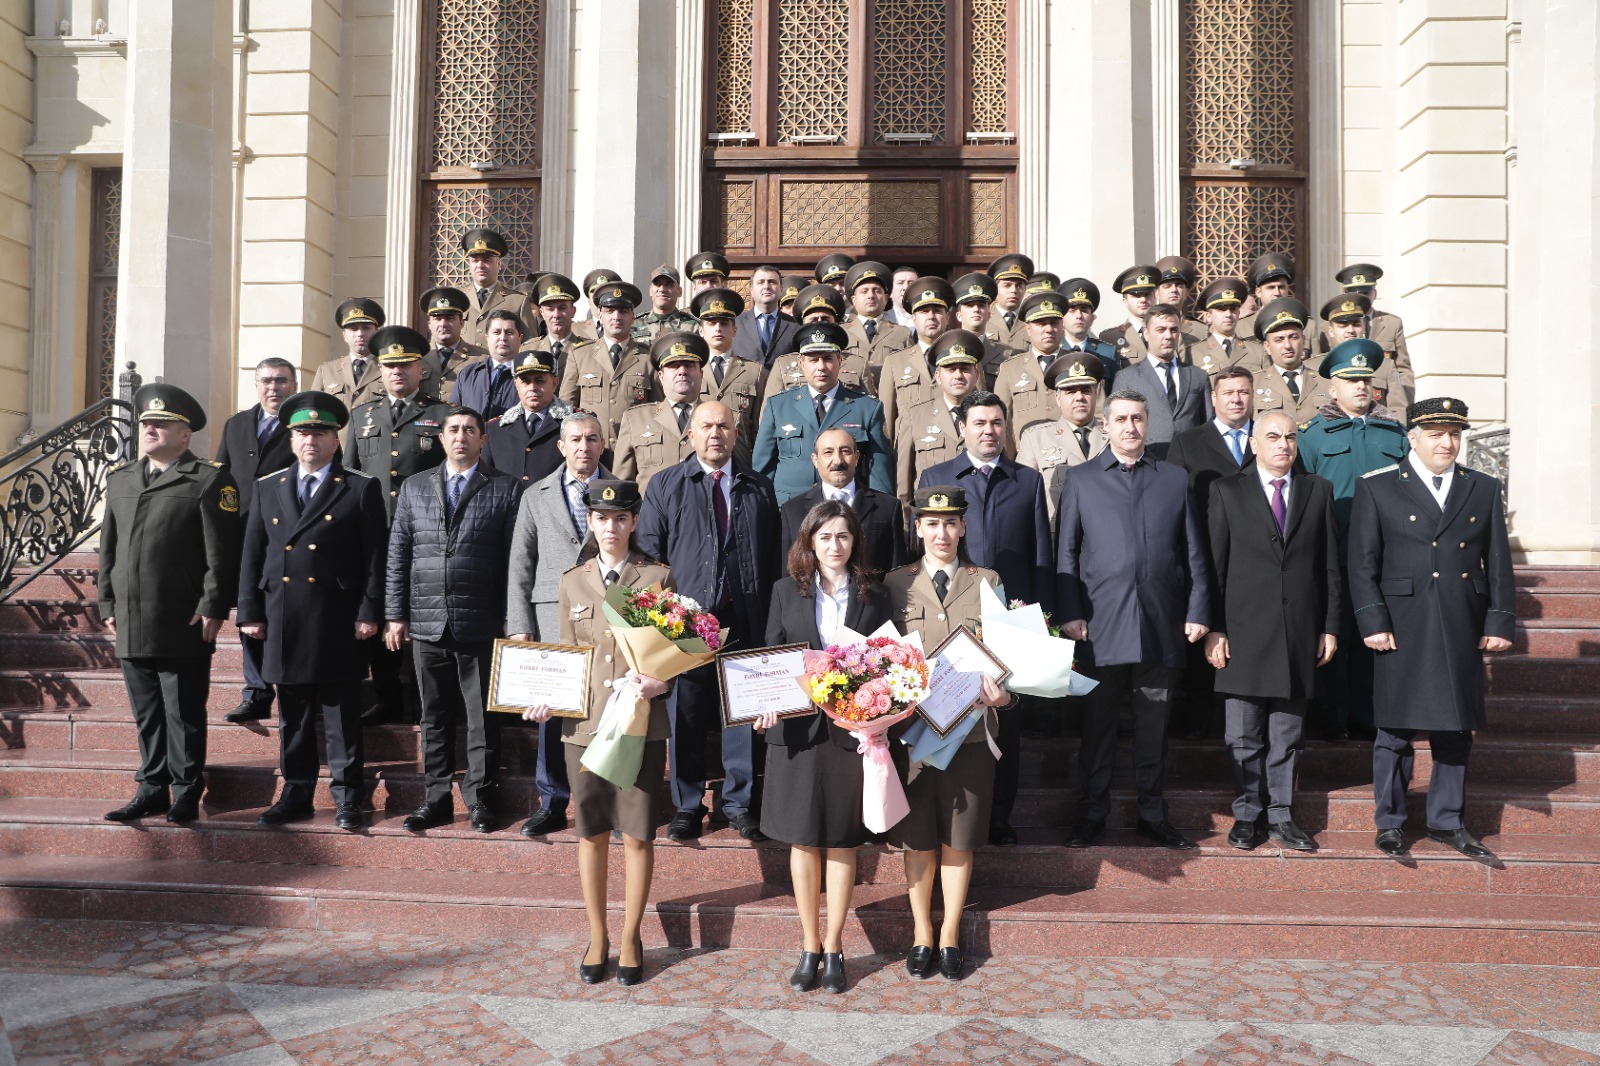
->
[711,355,726,386]
[1003,311,1016,330]
[299,472,316,512]
[1074,426,1091,458]
[477,287,491,307]
[551,340,564,366]
[446,473,465,522]
[257,415,278,445]
[526,412,541,438]
[759,313,774,349]
[1222,338,1234,361]
[391,397,406,422]
[352,358,366,381]
[1270,477,1287,534]
[143,460,160,487]
[674,403,690,432]
[710,470,729,542]
[604,569,619,588]
[1162,361,1178,408]
[864,318,877,342]
[932,570,949,603]
[609,343,622,369]
[814,393,827,426]
[1283,369,1300,402]
[1432,475,1443,491]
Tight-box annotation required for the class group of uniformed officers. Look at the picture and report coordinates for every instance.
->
[96,229,1516,985]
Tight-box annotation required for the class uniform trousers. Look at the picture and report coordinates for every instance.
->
[1373,727,1472,831]
[277,682,363,807]
[1224,696,1305,822]
[989,699,1023,827]
[122,657,211,804]
[669,661,759,817]
[412,629,500,807]
[238,632,275,708]
[533,717,571,813]
[1078,662,1179,823]
[1324,569,1375,731]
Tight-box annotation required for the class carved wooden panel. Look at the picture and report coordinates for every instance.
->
[968,0,1009,134]
[712,0,756,134]
[871,0,947,143]
[1181,0,1299,169]
[968,178,1005,247]
[87,168,122,404]
[425,184,542,289]
[714,181,757,250]
[429,0,543,170]
[776,0,850,143]
[778,180,942,247]
[1180,181,1301,286]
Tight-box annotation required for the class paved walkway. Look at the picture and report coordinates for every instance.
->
[1,919,1598,1064]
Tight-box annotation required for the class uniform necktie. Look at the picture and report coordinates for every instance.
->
[491,363,507,393]
[300,472,316,509]
[864,318,877,342]
[932,570,949,603]
[1039,352,1052,373]
[1163,360,1178,408]
[352,358,367,380]
[1226,428,1245,466]
[609,343,622,369]
[1270,478,1287,534]
[551,340,563,365]
[1222,338,1234,360]
[1074,426,1092,458]
[814,393,827,425]
[711,355,726,386]
[526,412,541,437]
[1432,474,1443,492]
[710,470,730,542]
[446,472,465,521]
[258,415,278,445]
[1283,369,1300,402]
[604,568,619,587]
[477,287,491,307]
[674,402,690,432]
[759,312,774,349]
[1003,311,1016,330]
[391,397,406,422]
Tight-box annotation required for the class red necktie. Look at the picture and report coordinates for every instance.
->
[711,470,729,542]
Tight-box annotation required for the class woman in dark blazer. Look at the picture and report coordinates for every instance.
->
[755,499,892,994]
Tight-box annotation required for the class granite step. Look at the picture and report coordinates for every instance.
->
[1484,656,1600,696]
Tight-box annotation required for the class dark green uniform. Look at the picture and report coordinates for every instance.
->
[344,392,456,519]
[634,308,698,343]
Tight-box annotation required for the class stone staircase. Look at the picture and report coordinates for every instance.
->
[2,554,1599,965]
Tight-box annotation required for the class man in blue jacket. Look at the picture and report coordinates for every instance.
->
[637,400,783,841]
[752,321,894,504]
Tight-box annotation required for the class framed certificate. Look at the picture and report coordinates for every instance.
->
[717,644,815,727]
[486,639,593,718]
[917,626,1012,737]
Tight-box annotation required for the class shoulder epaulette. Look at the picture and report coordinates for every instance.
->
[258,465,293,482]
[344,469,375,479]
[1362,464,1399,478]
[202,459,224,468]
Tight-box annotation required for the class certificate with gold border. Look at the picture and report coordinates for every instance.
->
[487,640,592,718]
[917,626,1012,737]
[717,644,813,727]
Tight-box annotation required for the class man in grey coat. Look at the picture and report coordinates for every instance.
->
[506,410,611,836]
[1113,304,1213,458]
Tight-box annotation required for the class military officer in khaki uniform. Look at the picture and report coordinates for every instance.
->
[814,252,854,297]
[1098,265,1178,367]
[1189,278,1249,381]
[1321,263,1415,398]
[310,298,388,408]
[693,289,766,453]
[779,275,808,317]
[949,272,1016,387]
[1234,252,1297,352]
[764,284,874,399]
[418,287,487,404]
[1015,355,1109,527]
[1153,255,1210,342]
[994,289,1075,439]
[613,331,707,489]
[458,228,532,349]
[558,281,659,441]
[523,272,586,383]
[841,260,912,371]
[634,264,699,343]
[685,250,730,296]
[894,331,987,507]
[1053,279,1121,393]
[1249,298,1331,425]
[878,276,957,439]
[986,253,1034,349]
[1319,294,1410,410]
[569,267,622,342]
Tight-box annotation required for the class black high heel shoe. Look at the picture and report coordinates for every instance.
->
[819,951,846,994]
[790,950,822,991]
[578,941,609,984]
[616,934,645,986]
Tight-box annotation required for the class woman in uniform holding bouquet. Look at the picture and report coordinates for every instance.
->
[886,486,1013,982]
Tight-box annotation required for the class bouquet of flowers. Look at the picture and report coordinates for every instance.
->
[580,584,729,788]
[800,623,931,832]
[980,581,1097,698]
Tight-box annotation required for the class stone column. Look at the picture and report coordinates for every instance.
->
[383,0,422,322]
[670,0,705,272]
[115,0,234,444]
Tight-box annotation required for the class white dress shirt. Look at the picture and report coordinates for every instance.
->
[1214,418,1251,463]
[296,461,332,503]
[821,480,857,506]
[814,574,852,645]
[1407,450,1455,507]
[1151,357,1182,402]
[698,456,736,509]
[807,383,842,415]
[1256,464,1292,511]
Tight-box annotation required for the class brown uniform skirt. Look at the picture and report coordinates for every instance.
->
[886,741,995,853]
[565,739,666,841]
[761,737,870,850]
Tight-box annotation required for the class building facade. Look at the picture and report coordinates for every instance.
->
[6,0,1598,561]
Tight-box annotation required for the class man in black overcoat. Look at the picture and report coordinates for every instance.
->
[1204,410,1340,851]
[237,392,389,831]
[779,427,906,576]
[1349,397,1516,859]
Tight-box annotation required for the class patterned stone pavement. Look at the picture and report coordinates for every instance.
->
[1,920,1599,1064]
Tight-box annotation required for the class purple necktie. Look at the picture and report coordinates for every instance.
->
[1271,478,1287,534]
[711,470,730,542]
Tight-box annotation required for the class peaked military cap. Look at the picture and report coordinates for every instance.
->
[369,325,430,364]
[420,287,470,317]
[1407,396,1470,430]
[1253,297,1311,340]
[1060,278,1100,310]
[513,349,558,378]
[1336,262,1384,291]
[593,282,643,309]
[1112,265,1160,294]
[1199,277,1248,309]
[1321,292,1373,323]
[952,272,998,305]
[780,275,810,305]
[929,329,984,368]
[459,228,508,258]
[1024,271,1062,295]
[844,260,893,292]
[278,390,348,432]
[1019,289,1066,322]
[691,287,745,320]
[987,253,1035,282]
[1247,252,1296,288]
[584,478,643,512]
[133,383,207,431]
[1044,353,1106,390]
[796,321,850,354]
[650,263,681,283]
[814,253,855,285]
[911,485,968,515]
[581,269,621,296]
[685,251,730,280]
[1155,255,1198,287]
[1320,338,1385,380]
[335,297,384,330]
[902,276,956,313]
[794,283,846,321]
[532,272,581,305]
[651,330,710,370]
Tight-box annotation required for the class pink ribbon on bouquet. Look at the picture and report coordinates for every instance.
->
[845,722,911,834]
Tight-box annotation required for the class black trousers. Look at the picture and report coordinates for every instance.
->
[1077,662,1179,824]
[669,660,760,817]
[364,635,407,717]
[989,697,1023,826]
[412,630,500,806]
[238,631,274,707]
[1374,727,1472,831]
[121,657,211,804]
[277,681,363,807]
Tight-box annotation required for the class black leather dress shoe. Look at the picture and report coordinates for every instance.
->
[906,945,936,979]
[334,803,365,831]
[616,936,645,986]
[1065,818,1105,848]
[988,822,1018,847]
[729,813,767,841]
[790,951,822,991]
[667,809,704,841]
[105,794,169,822]
[258,800,314,826]
[1268,820,1317,852]
[819,951,846,993]
[520,807,567,837]
[1227,819,1261,849]
[166,798,200,824]
[1375,828,1406,856]
[1427,827,1493,858]
[468,803,496,834]
[1136,819,1196,850]
[224,699,272,724]
[938,946,965,981]
[579,942,609,985]
[402,802,453,832]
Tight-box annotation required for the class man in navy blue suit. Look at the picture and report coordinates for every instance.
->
[918,389,1053,846]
